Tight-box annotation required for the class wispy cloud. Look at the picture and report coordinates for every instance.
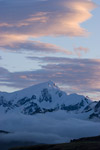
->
[0,0,96,52]
[0,40,72,55]
[74,46,89,57]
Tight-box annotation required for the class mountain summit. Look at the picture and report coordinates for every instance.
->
[0,81,100,120]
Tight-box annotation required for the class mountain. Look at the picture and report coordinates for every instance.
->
[0,81,90,115]
[85,101,100,119]
[0,80,100,120]
[1,81,100,146]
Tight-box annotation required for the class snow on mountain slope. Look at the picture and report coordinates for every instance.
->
[83,101,98,113]
[0,81,100,144]
[0,81,91,116]
[0,81,62,102]
[88,101,100,120]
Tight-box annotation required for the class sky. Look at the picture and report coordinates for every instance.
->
[0,0,100,100]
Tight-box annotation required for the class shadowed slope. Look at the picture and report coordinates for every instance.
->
[10,135,100,150]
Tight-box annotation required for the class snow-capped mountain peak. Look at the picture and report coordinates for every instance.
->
[16,80,59,97]
[0,81,100,120]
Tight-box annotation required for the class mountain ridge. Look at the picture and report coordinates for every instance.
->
[0,81,100,120]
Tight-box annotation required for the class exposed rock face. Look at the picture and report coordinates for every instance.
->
[0,81,100,120]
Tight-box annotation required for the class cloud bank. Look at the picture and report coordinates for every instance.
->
[0,112,100,144]
[0,58,100,97]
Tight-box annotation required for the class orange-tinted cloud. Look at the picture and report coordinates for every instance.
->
[0,0,96,47]
[0,58,100,97]
[74,46,89,57]
[0,39,72,55]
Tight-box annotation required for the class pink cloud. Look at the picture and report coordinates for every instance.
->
[74,46,89,57]
[0,0,96,47]
[0,58,100,97]
[0,40,72,55]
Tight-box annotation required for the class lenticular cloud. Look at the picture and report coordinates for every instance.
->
[0,0,96,47]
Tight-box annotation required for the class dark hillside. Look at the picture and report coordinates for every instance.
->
[9,135,100,150]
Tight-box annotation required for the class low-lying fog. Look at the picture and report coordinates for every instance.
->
[0,111,100,144]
